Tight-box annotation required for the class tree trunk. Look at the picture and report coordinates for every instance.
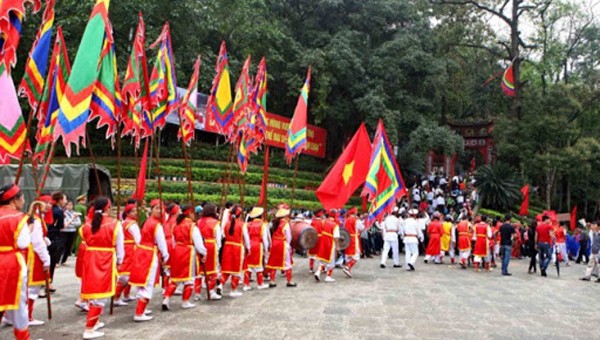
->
[511,0,522,120]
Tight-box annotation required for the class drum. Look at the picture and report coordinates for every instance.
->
[290,220,318,251]
[338,228,350,250]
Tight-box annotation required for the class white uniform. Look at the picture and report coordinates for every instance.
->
[380,215,400,266]
[28,218,51,299]
[399,217,424,268]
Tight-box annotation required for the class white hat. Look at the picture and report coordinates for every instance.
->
[408,209,418,216]
[392,206,399,213]
[248,207,264,219]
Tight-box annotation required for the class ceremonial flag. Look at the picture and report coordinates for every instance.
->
[205,41,233,135]
[0,70,27,164]
[121,13,147,145]
[147,22,178,135]
[570,205,577,232]
[237,131,249,174]
[285,67,311,165]
[178,56,201,146]
[18,0,55,111]
[361,119,407,223]
[131,138,149,201]
[230,55,252,141]
[89,24,121,148]
[316,123,372,210]
[0,0,42,73]
[32,27,69,165]
[247,56,267,154]
[519,184,529,216]
[54,0,111,156]
[501,64,515,97]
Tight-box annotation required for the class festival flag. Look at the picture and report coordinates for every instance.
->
[0,70,27,164]
[316,123,372,210]
[501,64,515,97]
[178,56,201,146]
[361,119,407,223]
[230,55,252,141]
[18,0,55,111]
[519,184,529,216]
[247,56,267,154]
[131,138,149,201]
[570,205,577,232]
[54,0,111,156]
[32,27,70,165]
[285,67,311,165]
[147,22,178,135]
[205,41,233,135]
[0,0,42,73]
[121,12,147,145]
[237,131,249,174]
[88,24,121,148]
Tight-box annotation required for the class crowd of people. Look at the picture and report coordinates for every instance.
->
[0,181,598,340]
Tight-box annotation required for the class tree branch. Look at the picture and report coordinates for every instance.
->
[430,0,512,26]
[452,42,505,59]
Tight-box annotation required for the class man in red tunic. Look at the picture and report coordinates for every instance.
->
[0,184,31,340]
[424,213,443,264]
[162,204,179,292]
[162,205,207,310]
[129,199,169,322]
[197,203,223,300]
[314,210,341,283]
[113,203,141,307]
[343,207,362,277]
[25,196,52,327]
[472,215,493,272]
[80,197,124,339]
[308,209,325,272]
[243,207,270,291]
[456,215,472,269]
[266,204,297,287]
[220,205,250,297]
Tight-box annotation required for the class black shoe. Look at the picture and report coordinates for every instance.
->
[580,277,590,281]
[502,273,512,276]
[541,270,547,277]
[595,279,600,283]
[424,259,428,264]
[393,265,402,268]
[408,264,415,271]
[286,282,297,287]
[269,282,277,288]
[380,264,386,268]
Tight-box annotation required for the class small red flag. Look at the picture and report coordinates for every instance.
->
[132,139,149,201]
[519,184,529,216]
[570,205,577,231]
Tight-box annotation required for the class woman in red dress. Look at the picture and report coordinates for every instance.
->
[265,204,297,287]
[80,197,124,339]
[113,202,140,306]
[219,205,250,297]
[242,207,270,291]
[425,213,443,263]
[472,215,492,272]
[161,203,179,291]
[196,204,223,300]
[308,209,325,272]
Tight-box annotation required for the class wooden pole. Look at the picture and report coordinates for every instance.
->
[15,110,36,184]
[261,145,270,217]
[290,156,299,210]
[178,122,195,206]
[152,129,164,212]
[86,130,103,197]
[116,124,123,217]
[37,141,56,195]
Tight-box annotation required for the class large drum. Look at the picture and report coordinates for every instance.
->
[290,220,318,251]
[338,228,351,250]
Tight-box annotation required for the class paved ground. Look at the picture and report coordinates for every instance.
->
[1,255,598,340]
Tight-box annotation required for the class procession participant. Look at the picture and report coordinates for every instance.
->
[490,218,501,268]
[73,204,94,313]
[440,215,455,264]
[416,211,430,255]
[308,209,325,272]
[0,184,32,340]
[162,205,207,310]
[113,203,141,306]
[196,203,222,300]
[266,204,297,287]
[555,222,569,266]
[25,196,53,326]
[380,208,401,268]
[424,213,443,264]
[535,215,555,277]
[472,215,493,272]
[161,203,179,291]
[242,207,270,291]
[456,215,472,269]
[342,207,362,277]
[399,209,424,271]
[314,210,341,282]
[79,197,124,339]
[129,199,169,322]
[219,205,250,297]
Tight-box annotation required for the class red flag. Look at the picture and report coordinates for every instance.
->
[519,184,529,216]
[469,157,476,172]
[316,123,372,210]
[132,138,149,201]
[570,205,577,231]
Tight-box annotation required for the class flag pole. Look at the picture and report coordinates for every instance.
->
[290,156,299,210]
[116,123,123,217]
[37,141,56,195]
[260,145,270,215]
[14,110,36,184]
[86,129,103,197]
[178,112,194,207]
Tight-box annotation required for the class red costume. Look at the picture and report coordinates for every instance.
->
[75,227,87,280]
[171,218,199,283]
[456,221,471,252]
[425,220,443,256]
[0,210,28,311]
[266,220,291,271]
[221,220,246,275]
[317,218,339,264]
[344,215,360,258]
[27,216,48,287]
[245,220,267,269]
[118,218,138,276]
[197,217,221,295]
[129,215,163,287]
[473,222,490,258]
[308,217,324,271]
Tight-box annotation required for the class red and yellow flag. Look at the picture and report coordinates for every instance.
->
[178,56,201,146]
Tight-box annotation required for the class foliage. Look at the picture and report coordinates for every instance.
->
[475,163,522,211]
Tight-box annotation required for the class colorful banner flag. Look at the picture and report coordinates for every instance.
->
[519,184,529,216]
[121,12,147,146]
[205,41,233,136]
[247,56,267,154]
[178,56,201,146]
[230,56,252,141]
[0,70,27,164]
[33,27,70,166]
[147,22,178,135]
[361,119,407,223]
[0,0,42,73]
[285,66,311,165]
[501,64,515,97]
[54,0,111,156]
[89,24,121,149]
[237,131,249,174]
[316,123,372,210]
[18,0,55,111]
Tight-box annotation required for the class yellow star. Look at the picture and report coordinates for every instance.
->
[343,161,354,185]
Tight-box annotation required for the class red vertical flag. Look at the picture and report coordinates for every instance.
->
[570,205,577,231]
[519,184,529,216]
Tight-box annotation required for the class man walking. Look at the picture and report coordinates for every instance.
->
[580,222,599,282]
[499,214,516,276]
[536,215,555,277]
[380,208,401,268]
[399,209,424,271]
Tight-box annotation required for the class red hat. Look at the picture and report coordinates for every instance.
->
[150,199,163,208]
[328,209,339,219]
[124,203,136,215]
[182,206,194,216]
[37,195,52,204]
[0,184,20,201]
[348,207,358,215]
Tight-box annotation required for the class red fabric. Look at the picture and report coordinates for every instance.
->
[118,218,137,275]
[537,223,553,243]
[519,185,529,216]
[511,231,522,258]
[316,218,339,263]
[85,305,103,328]
[266,220,290,270]
[221,219,245,275]
[285,268,293,283]
[135,298,148,316]
[555,226,566,243]
[182,285,193,301]
[0,209,27,311]
[170,218,196,282]
[132,139,149,201]
[456,221,471,251]
[129,216,161,286]
[257,272,264,285]
[245,220,265,268]
[115,280,126,300]
[27,298,34,321]
[80,218,118,299]
[308,218,324,257]
[316,123,372,210]
[197,217,220,275]
[344,216,359,257]
[473,223,490,257]
[570,206,577,231]
[163,282,176,298]
[75,229,86,279]
[425,221,443,256]
[13,328,30,340]
[162,215,176,267]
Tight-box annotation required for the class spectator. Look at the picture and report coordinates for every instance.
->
[456,192,465,210]
[499,214,515,276]
[439,176,448,191]
[61,200,81,265]
[576,225,590,264]
[527,221,538,274]
[48,192,67,291]
[435,194,446,214]
[580,222,599,282]
[360,214,372,258]
[535,215,555,277]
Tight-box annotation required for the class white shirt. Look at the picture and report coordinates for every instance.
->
[192,226,208,256]
[155,224,170,263]
[115,224,125,265]
[125,220,141,245]
[436,196,446,206]
[400,217,424,244]
[417,214,430,231]
[439,178,448,186]
[31,218,51,267]
[382,215,400,241]
[427,191,434,202]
